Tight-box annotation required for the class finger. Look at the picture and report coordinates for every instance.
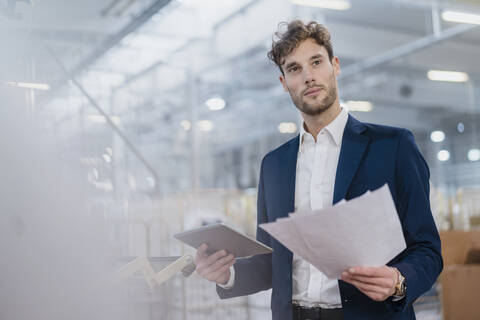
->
[203,259,232,283]
[347,266,392,278]
[211,260,235,283]
[362,290,388,302]
[211,260,236,284]
[194,247,207,268]
[341,275,390,294]
[195,244,212,273]
[195,243,208,263]
[203,256,234,281]
[342,277,392,297]
[341,273,395,288]
[204,249,228,267]
[197,249,228,275]
[203,254,235,277]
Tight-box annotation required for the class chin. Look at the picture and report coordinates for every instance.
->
[301,103,332,116]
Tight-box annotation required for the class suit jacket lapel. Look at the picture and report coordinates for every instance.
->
[274,137,299,265]
[333,115,369,204]
[280,137,299,217]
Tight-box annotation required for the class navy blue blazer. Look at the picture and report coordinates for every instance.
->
[217,115,443,320]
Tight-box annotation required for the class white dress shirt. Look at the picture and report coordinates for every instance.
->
[292,108,348,308]
[221,108,349,309]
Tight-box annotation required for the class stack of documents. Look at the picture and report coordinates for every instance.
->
[259,184,406,279]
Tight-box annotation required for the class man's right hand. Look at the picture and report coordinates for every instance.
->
[194,243,235,285]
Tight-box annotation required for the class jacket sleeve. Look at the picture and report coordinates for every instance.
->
[386,129,443,312]
[216,157,273,299]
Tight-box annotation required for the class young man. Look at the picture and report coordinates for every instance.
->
[194,20,442,320]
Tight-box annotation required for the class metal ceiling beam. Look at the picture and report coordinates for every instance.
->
[113,38,200,91]
[114,0,266,90]
[44,0,173,100]
[339,23,477,80]
[385,0,480,11]
[46,45,161,195]
[213,0,263,31]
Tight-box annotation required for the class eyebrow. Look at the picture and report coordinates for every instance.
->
[283,54,326,70]
[284,61,299,71]
[310,54,324,60]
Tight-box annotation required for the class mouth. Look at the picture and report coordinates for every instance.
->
[304,87,324,97]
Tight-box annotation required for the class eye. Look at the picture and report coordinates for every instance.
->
[313,60,322,66]
[288,66,300,73]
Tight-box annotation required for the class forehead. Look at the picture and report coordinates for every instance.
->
[282,38,328,65]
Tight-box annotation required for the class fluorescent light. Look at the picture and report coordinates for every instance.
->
[278,122,298,134]
[468,149,480,162]
[427,70,469,82]
[430,130,445,143]
[442,10,480,25]
[6,81,50,90]
[198,120,213,132]
[291,0,351,10]
[345,100,373,112]
[437,150,450,162]
[206,97,226,111]
[180,120,191,131]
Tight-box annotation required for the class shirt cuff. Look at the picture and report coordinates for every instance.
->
[392,294,406,301]
[217,265,235,289]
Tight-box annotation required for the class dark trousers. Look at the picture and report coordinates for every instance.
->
[293,304,344,320]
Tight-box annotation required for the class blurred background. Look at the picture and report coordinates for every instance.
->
[1,0,480,319]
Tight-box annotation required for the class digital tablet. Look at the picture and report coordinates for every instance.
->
[174,223,273,258]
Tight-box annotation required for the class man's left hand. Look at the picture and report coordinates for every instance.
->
[341,266,399,302]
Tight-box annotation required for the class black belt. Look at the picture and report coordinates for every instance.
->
[293,304,344,320]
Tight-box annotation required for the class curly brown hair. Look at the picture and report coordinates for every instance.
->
[267,20,334,74]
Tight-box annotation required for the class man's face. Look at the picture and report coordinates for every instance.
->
[279,38,340,116]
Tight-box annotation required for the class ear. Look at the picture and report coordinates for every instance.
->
[279,75,288,92]
[332,56,341,76]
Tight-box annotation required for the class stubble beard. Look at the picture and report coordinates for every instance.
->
[290,72,338,116]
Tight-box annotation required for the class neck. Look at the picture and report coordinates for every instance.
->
[302,101,342,140]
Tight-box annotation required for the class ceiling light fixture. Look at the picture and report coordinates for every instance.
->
[180,120,191,131]
[345,100,373,112]
[437,150,450,162]
[442,10,480,25]
[198,120,214,132]
[468,149,480,162]
[206,97,226,111]
[6,81,50,90]
[427,70,469,82]
[278,122,298,134]
[430,130,445,143]
[291,0,351,10]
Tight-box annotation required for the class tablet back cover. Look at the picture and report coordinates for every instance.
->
[174,224,272,258]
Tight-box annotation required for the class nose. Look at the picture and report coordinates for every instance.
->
[303,68,315,85]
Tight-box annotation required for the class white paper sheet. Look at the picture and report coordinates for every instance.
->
[259,184,406,279]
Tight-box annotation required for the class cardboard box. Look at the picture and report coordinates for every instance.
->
[439,231,480,320]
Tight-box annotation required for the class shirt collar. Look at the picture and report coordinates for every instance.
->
[299,107,348,147]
